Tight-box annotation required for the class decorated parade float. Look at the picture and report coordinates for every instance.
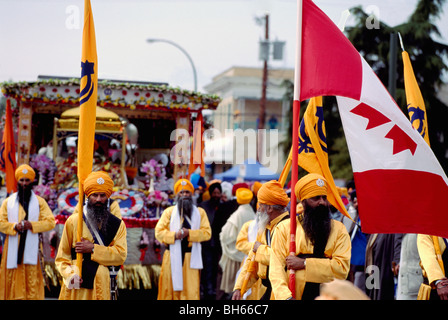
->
[0,77,220,297]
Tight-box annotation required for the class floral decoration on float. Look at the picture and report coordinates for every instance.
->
[110,189,145,217]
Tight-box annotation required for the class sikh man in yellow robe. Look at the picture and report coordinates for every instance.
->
[269,173,351,300]
[0,165,56,300]
[55,171,127,300]
[235,217,262,300]
[232,180,290,300]
[155,179,211,300]
[417,235,448,300]
[219,187,255,296]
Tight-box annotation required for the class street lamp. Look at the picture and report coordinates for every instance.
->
[146,38,198,92]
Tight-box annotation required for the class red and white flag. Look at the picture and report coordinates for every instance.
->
[293,0,448,238]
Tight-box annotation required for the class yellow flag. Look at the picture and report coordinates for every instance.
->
[402,51,430,146]
[76,0,98,272]
[297,97,350,219]
[402,50,443,271]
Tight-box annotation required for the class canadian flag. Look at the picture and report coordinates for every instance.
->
[294,0,448,238]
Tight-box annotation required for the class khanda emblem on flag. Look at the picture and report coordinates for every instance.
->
[79,60,95,105]
[298,102,327,155]
[408,105,427,139]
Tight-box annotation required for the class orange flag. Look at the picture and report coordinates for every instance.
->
[0,99,17,194]
[76,0,98,273]
[188,112,205,177]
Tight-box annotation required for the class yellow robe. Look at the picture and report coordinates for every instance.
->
[235,219,263,300]
[55,213,127,300]
[417,234,446,286]
[0,195,56,300]
[269,217,351,300]
[236,220,255,255]
[155,205,211,300]
[233,212,290,299]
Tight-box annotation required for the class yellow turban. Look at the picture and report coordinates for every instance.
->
[174,179,194,195]
[295,173,328,201]
[83,171,114,198]
[251,181,262,196]
[15,164,35,181]
[257,180,290,207]
[236,188,253,204]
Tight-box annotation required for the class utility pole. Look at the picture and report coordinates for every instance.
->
[388,32,397,100]
[258,13,269,163]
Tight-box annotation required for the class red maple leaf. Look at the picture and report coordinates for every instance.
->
[385,125,417,155]
[350,103,391,129]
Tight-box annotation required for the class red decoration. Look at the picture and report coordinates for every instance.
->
[139,248,147,262]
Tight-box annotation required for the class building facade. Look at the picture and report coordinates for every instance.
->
[204,66,294,176]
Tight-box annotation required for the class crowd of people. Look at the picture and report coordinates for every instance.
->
[154,173,448,301]
[0,164,447,301]
[0,166,127,300]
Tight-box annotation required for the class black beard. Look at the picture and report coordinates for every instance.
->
[87,200,110,233]
[302,203,331,253]
[18,184,32,208]
[177,196,193,219]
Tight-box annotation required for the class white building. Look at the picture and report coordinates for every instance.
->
[203,66,294,177]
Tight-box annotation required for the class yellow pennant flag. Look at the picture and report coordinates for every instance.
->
[402,50,430,146]
[76,0,98,272]
[297,97,350,219]
[402,48,443,272]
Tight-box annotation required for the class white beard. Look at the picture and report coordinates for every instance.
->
[257,210,270,234]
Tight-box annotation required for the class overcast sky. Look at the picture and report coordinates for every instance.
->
[1,0,447,93]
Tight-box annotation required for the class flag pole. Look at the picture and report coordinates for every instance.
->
[289,0,303,299]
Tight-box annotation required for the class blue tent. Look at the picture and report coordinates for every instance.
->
[213,159,280,182]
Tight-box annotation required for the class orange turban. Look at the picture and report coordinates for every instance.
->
[236,188,253,204]
[257,180,290,207]
[83,171,114,198]
[295,173,328,201]
[15,164,35,181]
[174,179,194,195]
[251,181,262,196]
